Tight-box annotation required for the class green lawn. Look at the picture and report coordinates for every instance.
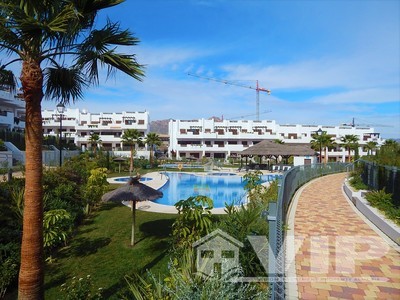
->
[44,202,177,299]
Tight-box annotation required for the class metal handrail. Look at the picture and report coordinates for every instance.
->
[268,162,348,299]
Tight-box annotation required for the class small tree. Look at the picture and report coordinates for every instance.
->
[310,131,336,163]
[365,141,378,156]
[88,133,102,155]
[340,134,359,162]
[83,168,109,215]
[172,196,214,252]
[145,132,161,167]
[121,129,142,175]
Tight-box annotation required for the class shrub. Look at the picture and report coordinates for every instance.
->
[0,242,20,299]
[172,196,214,252]
[219,204,268,277]
[365,189,400,226]
[60,275,103,300]
[82,168,109,215]
[43,209,72,250]
[124,255,269,300]
[349,175,369,191]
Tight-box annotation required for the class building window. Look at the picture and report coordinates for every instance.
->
[138,120,145,125]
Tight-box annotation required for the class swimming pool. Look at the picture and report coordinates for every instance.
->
[155,172,280,208]
[159,163,203,169]
[114,177,153,182]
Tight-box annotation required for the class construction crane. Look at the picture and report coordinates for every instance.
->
[227,110,272,120]
[188,73,271,121]
[342,117,393,128]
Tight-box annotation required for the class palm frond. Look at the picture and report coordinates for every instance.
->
[43,65,88,104]
[0,68,17,92]
[75,20,145,83]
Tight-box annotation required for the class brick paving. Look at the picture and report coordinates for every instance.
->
[294,173,400,299]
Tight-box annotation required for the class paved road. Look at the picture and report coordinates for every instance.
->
[292,173,400,299]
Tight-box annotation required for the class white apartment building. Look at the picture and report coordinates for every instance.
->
[0,89,25,166]
[42,108,150,151]
[0,89,25,131]
[168,119,384,162]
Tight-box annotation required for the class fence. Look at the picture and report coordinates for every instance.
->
[267,162,348,299]
[358,159,400,206]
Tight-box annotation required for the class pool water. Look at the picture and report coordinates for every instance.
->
[155,172,280,208]
[114,177,153,182]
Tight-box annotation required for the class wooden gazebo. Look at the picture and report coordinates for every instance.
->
[240,140,316,169]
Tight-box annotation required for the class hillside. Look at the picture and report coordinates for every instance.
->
[149,119,169,134]
[149,116,223,134]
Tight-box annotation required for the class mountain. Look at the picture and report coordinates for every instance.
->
[149,119,169,134]
[149,116,224,134]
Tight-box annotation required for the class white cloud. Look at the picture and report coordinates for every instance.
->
[222,51,399,91]
[135,45,218,68]
[309,88,399,105]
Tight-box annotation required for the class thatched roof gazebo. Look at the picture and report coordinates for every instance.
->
[240,140,316,169]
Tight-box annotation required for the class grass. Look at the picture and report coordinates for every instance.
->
[44,202,177,299]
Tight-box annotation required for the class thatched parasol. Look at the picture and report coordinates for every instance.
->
[113,157,127,173]
[102,176,163,246]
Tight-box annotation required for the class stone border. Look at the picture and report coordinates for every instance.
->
[343,179,400,245]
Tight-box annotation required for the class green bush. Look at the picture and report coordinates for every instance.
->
[60,275,103,300]
[172,196,214,252]
[349,175,369,191]
[219,204,268,277]
[365,189,400,225]
[124,254,269,300]
[0,180,23,296]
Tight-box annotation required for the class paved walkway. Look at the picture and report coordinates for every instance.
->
[290,173,400,299]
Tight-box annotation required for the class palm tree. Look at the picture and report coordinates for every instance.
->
[145,132,162,167]
[0,1,144,298]
[310,131,336,163]
[365,141,378,156]
[383,139,398,147]
[340,135,360,162]
[121,129,142,175]
[88,132,102,155]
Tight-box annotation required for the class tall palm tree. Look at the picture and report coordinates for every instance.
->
[365,141,378,156]
[88,132,102,155]
[310,131,336,163]
[0,1,144,298]
[145,132,162,167]
[121,129,142,175]
[340,135,360,162]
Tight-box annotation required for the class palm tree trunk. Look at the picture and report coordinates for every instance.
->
[129,145,133,176]
[324,146,328,164]
[18,60,45,299]
[149,145,153,167]
[131,200,136,246]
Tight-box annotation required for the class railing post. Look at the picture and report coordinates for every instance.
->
[268,201,277,299]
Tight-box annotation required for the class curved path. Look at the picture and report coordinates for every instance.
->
[289,173,400,299]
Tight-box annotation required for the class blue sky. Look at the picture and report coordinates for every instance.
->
[41,0,399,138]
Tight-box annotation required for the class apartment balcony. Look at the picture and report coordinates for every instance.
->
[77,122,147,131]
[75,134,123,143]
[176,144,246,152]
